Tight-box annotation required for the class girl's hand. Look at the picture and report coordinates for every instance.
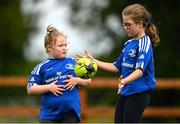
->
[84,50,94,60]
[49,80,65,96]
[75,50,94,61]
[117,76,124,94]
[63,75,79,91]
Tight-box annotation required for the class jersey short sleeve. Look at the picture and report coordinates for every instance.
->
[27,66,42,89]
[135,36,152,71]
[114,49,124,71]
[27,59,49,89]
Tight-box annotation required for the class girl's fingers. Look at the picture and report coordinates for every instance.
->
[56,90,63,95]
[117,88,121,94]
[53,89,64,96]
[62,79,68,83]
[75,55,85,61]
[117,83,124,94]
[62,76,72,83]
[53,92,59,96]
[57,87,65,92]
[65,84,72,90]
[84,50,88,55]
[118,75,123,82]
[70,86,75,91]
[66,75,72,79]
[65,83,75,91]
[75,55,83,58]
[57,85,65,87]
[52,80,58,84]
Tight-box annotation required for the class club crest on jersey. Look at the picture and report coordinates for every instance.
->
[65,64,74,70]
[30,77,35,82]
[139,55,144,59]
[129,49,136,57]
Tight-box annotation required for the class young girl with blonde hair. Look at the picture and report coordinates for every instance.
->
[27,25,91,123]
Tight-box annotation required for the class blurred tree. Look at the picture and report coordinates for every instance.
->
[0,0,38,75]
[66,0,180,78]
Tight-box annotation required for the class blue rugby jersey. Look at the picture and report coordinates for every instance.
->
[114,35,156,96]
[27,57,80,120]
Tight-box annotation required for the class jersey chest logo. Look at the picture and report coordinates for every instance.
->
[65,63,74,70]
[129,49,136,57]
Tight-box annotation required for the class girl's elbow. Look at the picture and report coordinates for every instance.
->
[27,89,32,95]
[112,65,119,73]
[27,89,31,95]
[27,87,34,95]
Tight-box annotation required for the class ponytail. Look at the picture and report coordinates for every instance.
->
[146,23,160,47]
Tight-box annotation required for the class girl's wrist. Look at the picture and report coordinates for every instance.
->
[48,84,52,92]
[75,77,81,85]
[121,79,125,86]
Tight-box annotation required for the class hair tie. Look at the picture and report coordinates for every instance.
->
[47,24,53,34]
[147,16,153,26]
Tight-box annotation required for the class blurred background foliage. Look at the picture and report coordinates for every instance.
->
[0,0,39,75]
[0,0,180,122]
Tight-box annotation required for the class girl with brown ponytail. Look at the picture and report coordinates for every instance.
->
[80,3,160,123]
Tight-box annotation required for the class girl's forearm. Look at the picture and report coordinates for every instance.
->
[93,59,118,72]
[77,78,91,87]
[122,68,143,85]
[27,84,50,95]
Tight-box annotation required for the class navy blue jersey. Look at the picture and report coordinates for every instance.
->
[27,57,80,120]
[114,35,156,96]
